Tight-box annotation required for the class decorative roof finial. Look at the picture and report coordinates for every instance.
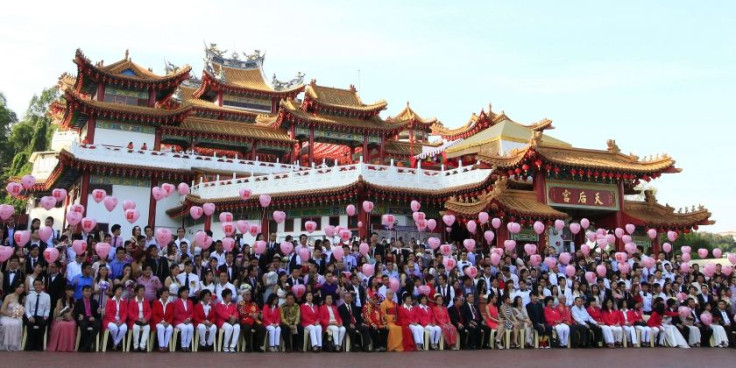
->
[606,139,620,154]
[125,49,129,60]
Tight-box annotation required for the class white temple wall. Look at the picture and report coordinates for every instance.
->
[94,120,155,148]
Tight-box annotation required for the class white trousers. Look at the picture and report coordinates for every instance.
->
[156,323,173,348]
[266,325,281,347]
[424,325,442,344]
[176,323,194,348]
[131,324,151,349]
[409,324,425,345]
[305,325,323,347]
[647,326,659,344]
[622,325,637,345]
[107,322,127,347]
[685,325,701,346]
[326,325,346,347]
[604,325,623,343]
[221,323,241,349]
[553,324,570,346]
[197,324,217,346]
[711,325,729,347]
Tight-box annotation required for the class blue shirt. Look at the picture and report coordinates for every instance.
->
[109,258,130,279]
[72,275,94,299]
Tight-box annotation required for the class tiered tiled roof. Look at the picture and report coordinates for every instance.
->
[303,80,387,116]
[277,98,407,135]
[386,102,438,131]
[446,119,570,158]
[623,190,715,230]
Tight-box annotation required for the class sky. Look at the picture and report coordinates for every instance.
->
[1,1,734,233]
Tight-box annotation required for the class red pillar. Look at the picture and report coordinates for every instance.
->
[153,127,161,151]
[148,178,158,227]
[79,173,90,211]
[533,171,549,251]
[350,146,355,164]
[204,215,212,232]
[379,138,385,164]
[260,209,269,239]
[96,83,106,102]
[362,135,369,163]
[217,91,224,107]
[308,127,315,166]
[250,141,258,160]
[496,222,508,250]
[614,180,625,251]
[650,231,660,255]
[358,197,368,240]
[148,88,156,107]
[85,117,97,144]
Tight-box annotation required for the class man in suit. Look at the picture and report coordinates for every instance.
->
[526,291,551,348]
[145,245,170,282]
[436,274,455,307]
[345,274,367,309]
[338,291,370,351]
[25,245,47,274]
[461,294,488,349]
[74,285,101,352]
[218,252,240,286]
[286,267,304,288]
[369,233,385,260]
[2,256,24,295]
[45,261,67,311]
[2,217,17,247]
[41,216,58,252]
[24,278,51,350]
[448,296,468,349]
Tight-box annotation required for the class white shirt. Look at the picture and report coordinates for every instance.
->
[66,261,82,281]
[177,272,201,294]
[24,291,50,318]
[215,282,237,302]
[136,298,145,320]
[203,303,211,318]
[114,298,122,321]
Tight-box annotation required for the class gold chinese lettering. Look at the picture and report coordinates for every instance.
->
[578,191,587,204]
[562,189,571,203]
[594,192,603,205]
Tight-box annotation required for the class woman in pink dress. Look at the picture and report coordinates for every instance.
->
[431,294,458,349]
[47,285,77,351]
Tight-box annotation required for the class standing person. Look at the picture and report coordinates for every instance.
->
[215,289,240,353]
[103,284,129,351]
[136,265,162,303]
[177,261,200,297]
[151,289,174,352]
[338,291,370,351]
[362,293,388,351]
[47,285,77,352]
[526,291,551,348]
[263,294,282,352]
[74,285,100,352]
[300,292,322,352]
[127,285,151,352]
[320,294,346,351]
[0,283,25,351]
[544,296,570,348]
[45,261,67,312]
[23,278,51,351]
[193,289,217,351]
[172,286,194,352]
[3,256,25,296]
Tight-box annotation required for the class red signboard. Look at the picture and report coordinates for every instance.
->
[547,185,618,210]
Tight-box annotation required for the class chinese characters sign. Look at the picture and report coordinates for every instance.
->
[546,180,619,210]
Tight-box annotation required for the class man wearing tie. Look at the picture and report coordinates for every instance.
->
[461,294,488,349]
[25,245,47,274]
[108,224,123,261]
[338,291,370,351]
[177,261,201,298]
[218,252,240,286]
[24,279,51,351]
[75,285,100,352]
[2,217,16,247]
[2,256,24,295]
[45,261,67,311]
[716,300,734,347]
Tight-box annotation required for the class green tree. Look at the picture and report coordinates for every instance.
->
[0,93,18,169]
[672,231,736,255]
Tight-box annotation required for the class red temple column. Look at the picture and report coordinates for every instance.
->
[148,177,158,227]
[85,117,97,144]
[614,180,625,251]
[260,209,269,239]
[251,141,258,160]
[217,91,224,107]
[379,138,385,164]
[350,146,355,164]
[148,88,156,107]
[308,127,315,166]
[533,171,549,251]
[79,173,90,211]
[362,135,370,163]
[153,127,161,151]
[496,222,509,250]
[96,83,106,101]
[204,214,212,232]
[358,196,368,240]
[650,231,660,256]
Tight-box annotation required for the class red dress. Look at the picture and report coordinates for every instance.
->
[397,305,417,351]
[432,304,457,346]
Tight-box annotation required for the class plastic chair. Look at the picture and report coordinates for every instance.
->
[126,328,153,352]
[75,326,100,352]
[101,328,128,352]
[170,327,194,352]
[552,329,571,348]
[21,325,48,351]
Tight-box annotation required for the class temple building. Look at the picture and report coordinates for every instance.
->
[24,45,714,253]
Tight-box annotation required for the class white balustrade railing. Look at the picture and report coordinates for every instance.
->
[30,152,60,180]
[190,158,492,199]
[67,141,301,175]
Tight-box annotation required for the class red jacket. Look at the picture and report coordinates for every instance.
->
[398,305,418,327]
[557,305,573,324]
[102,298,129,329]
[414,305,435,326]
[193,302,216,326]
[262,305,281,326]
[215,302,238,328]
[126,297,152,328]
[587,306,603,322]
[151,299,174,327]
[319,304,343,329]
[601,310,621,326]
[432,305,451,325]
[545,306,564,326]
[300,303,320,327]
[172,298,194,326]
[647,311,663,327]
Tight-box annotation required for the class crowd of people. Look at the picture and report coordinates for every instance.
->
[0,218,735,354]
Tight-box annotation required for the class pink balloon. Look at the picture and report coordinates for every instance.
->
[291,284,306,299]
[339,229,352,241]
[596,238,608,248]
[332,247,345,261]
[504,240,516,253]
[189,206,203,220]
[219,212,234,223]
[72,240,87,255]
[681,246,692,254]
[155,228,172,246]
[729,253,736,265]
[362,201,374,213]
[478,212,489,225]
[280,242,294,255]
[389,277,400,292]
[440,244,452,256]
[678,306,691,319]
[697,248,708,259]
[40,196,57,210]
[466,220,477,234]
[703,263,716,277]
[647,229,657,239]
[554,219,565,231]
[6,182,22,197]
[583,271,596,284]
[249,225,260,237]
[605,234,616,245]
[103,196,117,212]
[303,220,316,233]
[415,219,427,231]
[253,240,267,255]
[642,256,655,269]
[624,243,637,255]
[202,202,216,216]
[491,218,501,229]
[713,248,722,258]
[618,262,630,274]
[238,188,252,201]
[614,228,624,239]
[680,262,690,273]
[445,227,452,233]
[124,209,140,224]
[569,223,581,235]
[529,254,542,267]
[581,244,591,256]
[0,246,12,262]
[596,264,607,278]
[625,224,635,234]
[580,218,590,229]
[722,265,733,276]
[70,204,85,214]
[490,253,502,266]
[442,214,456,227]
[464,266,478,279]
[236,220,251,234]
[410,200,421,212]
[484,230,495,244]
[81,217,97,233]
[463,239,476,252]
[524,243,537,256]
[427,219,437,232]
[272,211,286,224]
[565,265,576,277]
[359,242,370,255]
[682,253,691,262]
[259,194,272,208]
[178,183,190,195]
[418,285,431,295]
[427,237,441,250]
[667,231,678,242]
[38,226,53,242]
[0,204,14,220]
[122,200,136,211]
[324,225,336,237]
[346,204,356,216]
[43,247,59,263]
[443,257,457,269]
[677,293,687,302]
[95,242,111,260]
[361,263,375,277]
[221,222,235,236]
[66,211,82,226]
[558,252,571,265]
[298,247,311,262]
[382,214,395,229]
[20,174,36,189]
[161,183,175,197]
[622,235,632,244]
[151,187,165,201]
[533,221,545,235]
[700,313,713,326]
